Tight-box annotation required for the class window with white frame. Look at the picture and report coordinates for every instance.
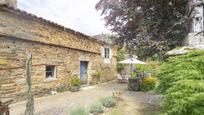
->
[45,66,56,79]
[104,47,110,59]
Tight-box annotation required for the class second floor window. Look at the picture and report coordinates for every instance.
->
[104,47,110,59]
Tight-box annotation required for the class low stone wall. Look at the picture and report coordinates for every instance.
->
[128,77,142,91]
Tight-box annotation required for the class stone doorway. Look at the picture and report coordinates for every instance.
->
[80,61,89,85]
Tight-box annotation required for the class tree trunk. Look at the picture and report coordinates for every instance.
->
[25,54,34,115]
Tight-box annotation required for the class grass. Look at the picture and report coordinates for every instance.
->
[70,106,89,115]
[106,101,126,115]
[105,101,161,115]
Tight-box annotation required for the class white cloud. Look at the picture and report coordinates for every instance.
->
[17,0,110,35]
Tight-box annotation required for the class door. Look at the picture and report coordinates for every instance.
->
[80,61,88,84]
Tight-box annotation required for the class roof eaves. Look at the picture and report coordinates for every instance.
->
[0,6,110,45]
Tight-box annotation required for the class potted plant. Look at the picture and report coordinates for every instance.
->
[69,76,81,92]
[95,71,102,84]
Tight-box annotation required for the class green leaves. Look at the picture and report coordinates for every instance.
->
[70,76,81,86]
[157,50,204,115]
[96,0,189,58]
[116,48,125,73]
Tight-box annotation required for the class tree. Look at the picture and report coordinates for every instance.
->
[25,54,34,115]
[96,0,190,59]
[116,47,125,73]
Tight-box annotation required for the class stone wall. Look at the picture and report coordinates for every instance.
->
[0,8,101,53]
[0,0,17,8]
[184,33,204,49]
[0,8,117,102]
[0,36,117,102]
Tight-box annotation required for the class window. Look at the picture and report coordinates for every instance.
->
[45,66,56,79]
[104,47,110,59]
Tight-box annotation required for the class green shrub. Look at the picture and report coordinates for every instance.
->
[131,61,161,78]
[141,76,157,92]
[70,76,81,86]
[89,103,104,114]
[116,48,125,73]
[145,61,161,76]
[70,107,89,115]
[157,50,204,115]
[101,96,117,107]
[132,64,146,78]
[95,71,102,81]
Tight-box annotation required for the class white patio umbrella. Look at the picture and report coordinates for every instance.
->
[118,58,147,75]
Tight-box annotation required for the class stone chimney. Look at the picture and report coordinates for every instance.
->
[0,0,17,8]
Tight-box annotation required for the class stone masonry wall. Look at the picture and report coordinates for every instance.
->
[0,8,117,102]
[0,8,101,53]
[0,36,117,102]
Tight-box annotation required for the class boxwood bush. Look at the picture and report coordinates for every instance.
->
[70,76,81,86]
[141,76,157,92]
[157,50,204,115]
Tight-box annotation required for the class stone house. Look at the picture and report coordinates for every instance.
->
[0,1,117,102]
[185,0,204,48]
[167,0,204,55]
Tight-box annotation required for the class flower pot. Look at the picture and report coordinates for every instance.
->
[69,85,80,92]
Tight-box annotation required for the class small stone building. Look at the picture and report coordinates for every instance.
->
[185,0,204,48]
[167,0,204,55]
[0,1,117,102]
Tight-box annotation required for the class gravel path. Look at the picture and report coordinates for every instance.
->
[9,80,163,115]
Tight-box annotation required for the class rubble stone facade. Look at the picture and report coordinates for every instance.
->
[0,7,117,102]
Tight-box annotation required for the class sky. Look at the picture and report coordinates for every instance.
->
[17,0,110,36]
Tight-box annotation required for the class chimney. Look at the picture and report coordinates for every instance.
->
[0,0,17,9]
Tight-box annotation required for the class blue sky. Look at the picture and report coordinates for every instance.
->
[17,0,109,35]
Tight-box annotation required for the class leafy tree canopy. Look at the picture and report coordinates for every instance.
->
[96,0,190,59]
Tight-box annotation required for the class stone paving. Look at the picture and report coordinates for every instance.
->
[9,80,163,115]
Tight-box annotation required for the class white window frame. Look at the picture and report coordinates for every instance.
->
[104,47,110,59]
[102,46,112,63]
[45,65,57,80]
